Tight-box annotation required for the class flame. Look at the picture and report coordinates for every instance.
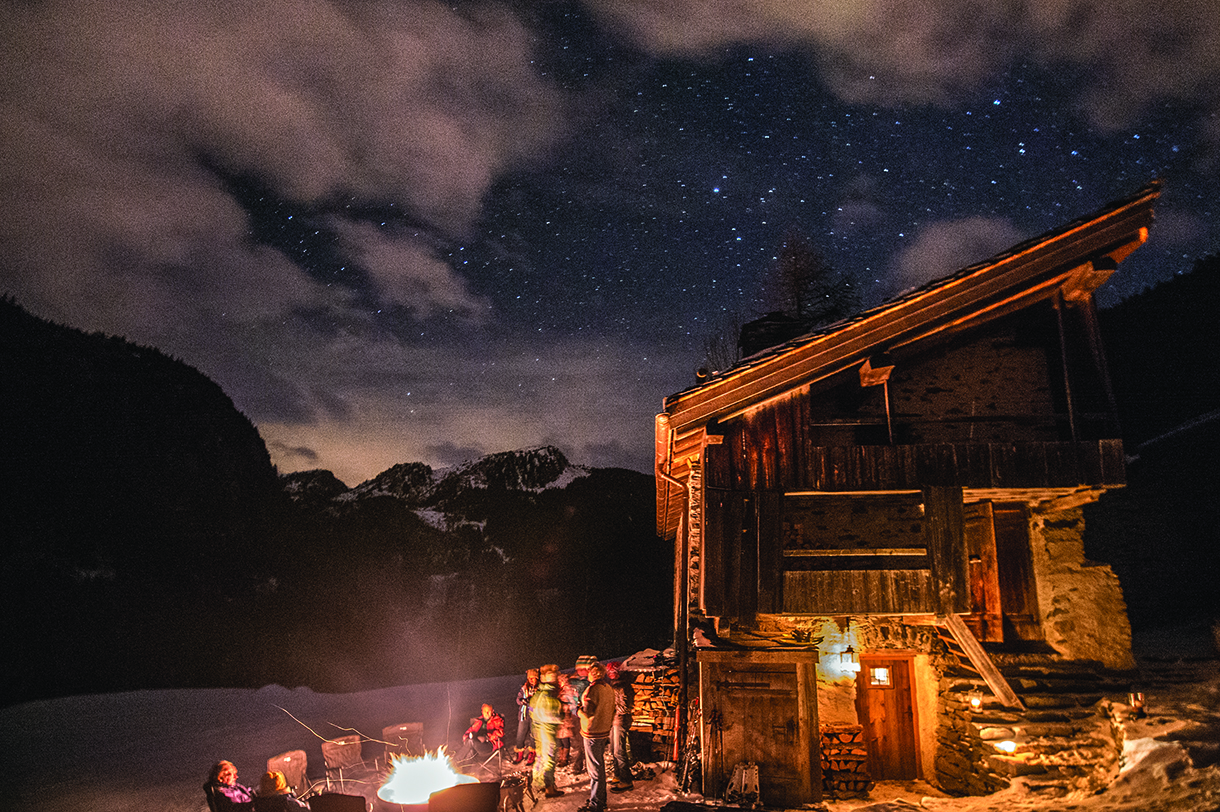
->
[377,748,478,805]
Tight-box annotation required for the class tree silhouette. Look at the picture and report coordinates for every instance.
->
[767,229,859,330]
[701,230,860,371]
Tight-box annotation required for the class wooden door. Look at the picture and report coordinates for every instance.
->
[963,501,1003,642]
[855,655,919,780]
[993,504,1043,641]
[698,652,821,806]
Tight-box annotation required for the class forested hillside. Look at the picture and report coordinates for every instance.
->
[1086,255,1220,636]
[0,299,671,704]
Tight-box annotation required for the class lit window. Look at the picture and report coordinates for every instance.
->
[870,667,891,687]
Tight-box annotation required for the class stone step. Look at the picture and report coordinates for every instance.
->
[1009,676,1120,693]
[1019,692,1105,709]
[1012,776,1074,798]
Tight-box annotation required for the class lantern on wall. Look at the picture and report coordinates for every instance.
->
[837,618,862,672]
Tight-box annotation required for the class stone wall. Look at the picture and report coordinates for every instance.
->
[935,663,1126,798]
[1029,505,1135,670]
[936,676,1012,795]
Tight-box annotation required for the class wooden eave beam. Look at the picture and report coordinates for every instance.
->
[662,193,1156,436]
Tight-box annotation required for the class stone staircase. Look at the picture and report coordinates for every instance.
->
[936,657,1133,798]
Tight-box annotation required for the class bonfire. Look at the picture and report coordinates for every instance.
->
[377,748,479,806]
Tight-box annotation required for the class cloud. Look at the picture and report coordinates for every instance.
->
[888,216,1026,293]
[425,442,489,469]
[586,0,1220,139]
[833,174,886,234]
[0,0,563,324]
[331,219,491,319]
[256,331,688,485]
[0,0,575,481]
[265,440,320,467]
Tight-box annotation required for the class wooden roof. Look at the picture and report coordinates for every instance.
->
[655,181,1161,539]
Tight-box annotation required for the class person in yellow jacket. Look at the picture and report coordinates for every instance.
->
[530,664,565,798]
[577,662,615,812]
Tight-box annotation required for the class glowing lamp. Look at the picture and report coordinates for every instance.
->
[994,740,1017,754]
[1127,691,1146,719]
[840,644,861,672]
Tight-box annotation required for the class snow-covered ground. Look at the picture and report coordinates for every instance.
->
[4,660,1219,812]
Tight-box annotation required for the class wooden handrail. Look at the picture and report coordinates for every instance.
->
[941,613,1025,710]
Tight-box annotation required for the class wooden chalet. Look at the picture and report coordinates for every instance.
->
[654,182,1160,803]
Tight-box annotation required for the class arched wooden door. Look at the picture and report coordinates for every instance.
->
[854,654,919,780]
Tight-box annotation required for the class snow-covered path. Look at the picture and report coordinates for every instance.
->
[4,663,1218,812]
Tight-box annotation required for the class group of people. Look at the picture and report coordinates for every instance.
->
[459,656,636,812]
[208,658,638,812]
[204,761,310,812]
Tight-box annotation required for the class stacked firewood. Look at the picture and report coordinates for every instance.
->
[820,724,873,799]
[629,667,681,751]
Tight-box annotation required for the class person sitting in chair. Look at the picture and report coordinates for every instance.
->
[204,760,255,812]
[457,703,505,765]
[254,770,310,811]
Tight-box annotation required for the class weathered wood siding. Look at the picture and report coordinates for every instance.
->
[703,307,1123,492]
[698,650,822,805]
[705,487,969,618]
[706,435,1124,493]
[693,301,1123,621]
[781,493,933,614]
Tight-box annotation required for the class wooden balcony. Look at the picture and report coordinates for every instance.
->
[792,439,1125,492]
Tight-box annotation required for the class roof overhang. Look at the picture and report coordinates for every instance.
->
[655,182,1160,538]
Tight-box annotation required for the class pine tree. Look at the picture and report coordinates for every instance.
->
[769,229,859,330]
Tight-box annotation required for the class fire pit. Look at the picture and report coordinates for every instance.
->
[372,750,479,812]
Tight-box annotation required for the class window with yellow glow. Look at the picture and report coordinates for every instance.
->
[869,666,891,687]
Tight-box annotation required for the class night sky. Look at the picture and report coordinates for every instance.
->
[3,0,1217,485]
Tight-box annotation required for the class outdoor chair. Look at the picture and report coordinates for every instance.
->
[382,722,425,764]
[266,750,309,796]
[321,734,373,791]
[308,792,368,812]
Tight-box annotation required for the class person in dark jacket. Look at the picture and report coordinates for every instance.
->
[605,661,635,792]
[204,760,255,812]
[577,663,615,812]
[514,668,540,765]
[254,770,309,811]
[567,655,596,775]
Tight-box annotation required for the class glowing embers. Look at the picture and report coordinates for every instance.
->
[377,749,477,806]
